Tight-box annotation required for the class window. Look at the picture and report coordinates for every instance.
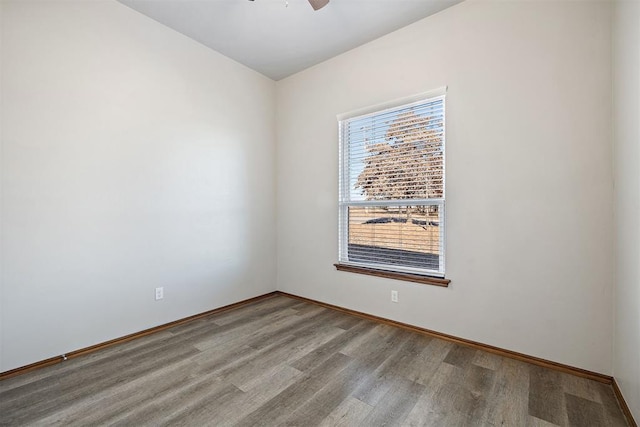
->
[337,92,446,282]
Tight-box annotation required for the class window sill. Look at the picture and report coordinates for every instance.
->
[334,263,450,287]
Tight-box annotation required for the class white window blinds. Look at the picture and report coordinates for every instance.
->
[338,94,446,277]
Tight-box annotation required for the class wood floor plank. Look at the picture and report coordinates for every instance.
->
[332,312,366,330]
[0,328,185,405]
[342,325,408,363]
[290,300,325,315]
[459,364,496,420]
[528,365,567,426]
[335,320,387,357]
[244,307,335,350]
[0,295,630,427]
[290,319,377,372]
[283,360,374,426]
[233,352,355,427]
[193,333,296,380]
[159,382,244,427]
[208,295,298,326]
[403,361,468,426]
[350,329,415,406]
[443,343,478,368]
[360,377,425,427]
[199,364,304,426]
[192,307,300,354]
[594,382,630,427]
[33,358,198,426]
[380,333,433,380]
[318,396,373,427]
[0,330,177,394]
[565,393,607,427]
[192,304,310,352]
[483,358,530,426]
[1,344,202,425]
[191,343,258,375]
[237,364,302,394]
[404,338,454,386]
[472,350,503,371]
[105,373,236,426]
[221,326,344,389]
[561,372,603,404]
[527,415,563,427]
[407,362,494,426]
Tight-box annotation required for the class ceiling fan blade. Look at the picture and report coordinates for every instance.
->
[308,0,329,11]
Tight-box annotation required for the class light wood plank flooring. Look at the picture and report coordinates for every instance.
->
[0,295,629,426]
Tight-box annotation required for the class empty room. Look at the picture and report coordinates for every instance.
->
[0,0,638,425]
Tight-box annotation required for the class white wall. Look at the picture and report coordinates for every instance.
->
[0,0,277,372]
[276,0,613,374]
[0,0,4,371]
[613,0,640,420]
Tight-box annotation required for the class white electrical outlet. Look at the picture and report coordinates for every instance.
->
[391,290,398,303]
[155,287,164,300]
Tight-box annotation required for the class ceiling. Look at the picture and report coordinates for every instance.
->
[117,0,463,80]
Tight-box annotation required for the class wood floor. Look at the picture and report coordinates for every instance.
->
[0,295,629,426]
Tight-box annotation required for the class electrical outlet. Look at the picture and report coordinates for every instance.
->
[391,290,398,303]
[155,287,164,300]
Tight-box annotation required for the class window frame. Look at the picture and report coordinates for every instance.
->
[337,90,447,282]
